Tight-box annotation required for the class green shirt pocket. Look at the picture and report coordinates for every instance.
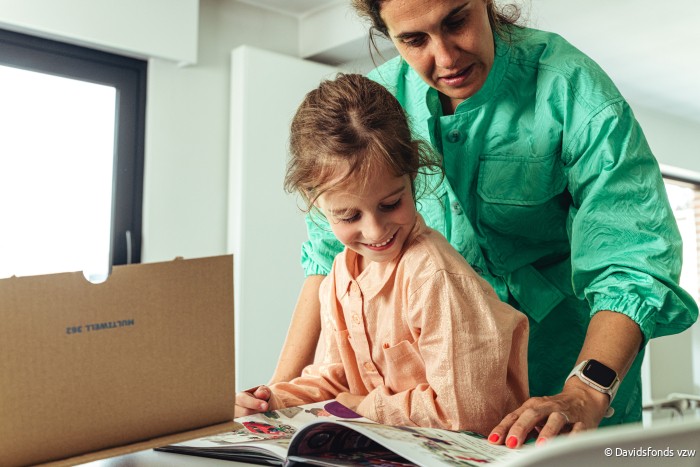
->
[477,152,566,205]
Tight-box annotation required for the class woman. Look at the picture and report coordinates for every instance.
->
[271,0,698,449]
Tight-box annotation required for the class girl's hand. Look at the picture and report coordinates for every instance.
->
[235,385,272,418]
[487,379,609,449]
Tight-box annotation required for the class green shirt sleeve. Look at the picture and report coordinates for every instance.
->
[564,100,698,343]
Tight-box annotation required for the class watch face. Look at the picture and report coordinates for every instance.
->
[583,359,617,388]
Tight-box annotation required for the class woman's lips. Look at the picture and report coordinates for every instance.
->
[438,64,474,87]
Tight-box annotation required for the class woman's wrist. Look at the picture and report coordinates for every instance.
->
[563,375,611,419]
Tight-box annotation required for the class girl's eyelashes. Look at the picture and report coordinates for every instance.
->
[338,212,361,223]
[380,198,402,211]
[334,198,402,223]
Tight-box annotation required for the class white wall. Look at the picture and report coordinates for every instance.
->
[632,106,700,179]
[229,46,337,390]
[142,0,298,263]
[0,0,198,64]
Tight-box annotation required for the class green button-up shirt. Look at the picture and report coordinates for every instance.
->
[299,27,698,425]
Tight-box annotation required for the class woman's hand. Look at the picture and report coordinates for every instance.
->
[235,385,272,418]
[487,378,610,448]
[490,311,642,449]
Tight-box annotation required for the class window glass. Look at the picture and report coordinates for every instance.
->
[665,179,700,304]
[0,65,116,280]
[642,178,700,423]
[0,27,146,278]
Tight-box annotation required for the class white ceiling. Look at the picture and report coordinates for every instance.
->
[235,0,341,17]
[237,0,700,123]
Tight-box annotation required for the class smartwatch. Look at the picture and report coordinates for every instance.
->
[567,359,620,418]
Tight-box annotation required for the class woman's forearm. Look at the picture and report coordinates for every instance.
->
[564,310,643,403]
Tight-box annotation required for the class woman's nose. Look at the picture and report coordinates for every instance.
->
[433,37,459,69]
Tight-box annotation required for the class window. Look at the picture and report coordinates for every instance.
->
[663,177,700,404]
[0,28,146,279]
[665,178,700,304]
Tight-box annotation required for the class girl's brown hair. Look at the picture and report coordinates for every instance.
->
[285,73,441,210]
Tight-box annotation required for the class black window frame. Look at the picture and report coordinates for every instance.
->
[0,27,146,266]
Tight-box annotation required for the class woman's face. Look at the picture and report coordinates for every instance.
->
[380,0,495,113]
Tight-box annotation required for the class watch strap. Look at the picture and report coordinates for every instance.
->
[567,360,619,418]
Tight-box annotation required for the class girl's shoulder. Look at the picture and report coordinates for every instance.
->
[398,230,500,301]
[399,227,475,279]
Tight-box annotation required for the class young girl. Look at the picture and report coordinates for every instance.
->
[235,73,529,435]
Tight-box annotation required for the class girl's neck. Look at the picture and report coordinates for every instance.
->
[356,254,367,276]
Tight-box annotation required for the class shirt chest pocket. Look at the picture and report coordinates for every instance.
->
[380,340,426,393]
[477,153,566,206]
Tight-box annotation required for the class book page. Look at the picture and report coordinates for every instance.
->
[289,420,522,467]
[158,400,372,464]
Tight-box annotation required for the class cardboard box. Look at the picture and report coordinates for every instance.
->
[0,255,236,467]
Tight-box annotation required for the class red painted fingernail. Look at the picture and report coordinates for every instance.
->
[536,437,547,446]
[506,436,518,449]
[488,433,500,443]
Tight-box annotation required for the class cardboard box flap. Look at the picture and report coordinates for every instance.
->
[0,255,235,467]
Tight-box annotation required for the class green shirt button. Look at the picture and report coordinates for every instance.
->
[447,129,461,143]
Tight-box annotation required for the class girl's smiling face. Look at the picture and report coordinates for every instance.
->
[317,170,416,269]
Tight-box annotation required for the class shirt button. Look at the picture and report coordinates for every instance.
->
[451,201,462,215]
[363,362,374,371]
[447,129,461,143]
[352,314,361,324]
[472,265,483,275]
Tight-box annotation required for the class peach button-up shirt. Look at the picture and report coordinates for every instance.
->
[269,215,529,434]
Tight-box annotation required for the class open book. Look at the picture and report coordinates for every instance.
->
[156,400,521,466]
